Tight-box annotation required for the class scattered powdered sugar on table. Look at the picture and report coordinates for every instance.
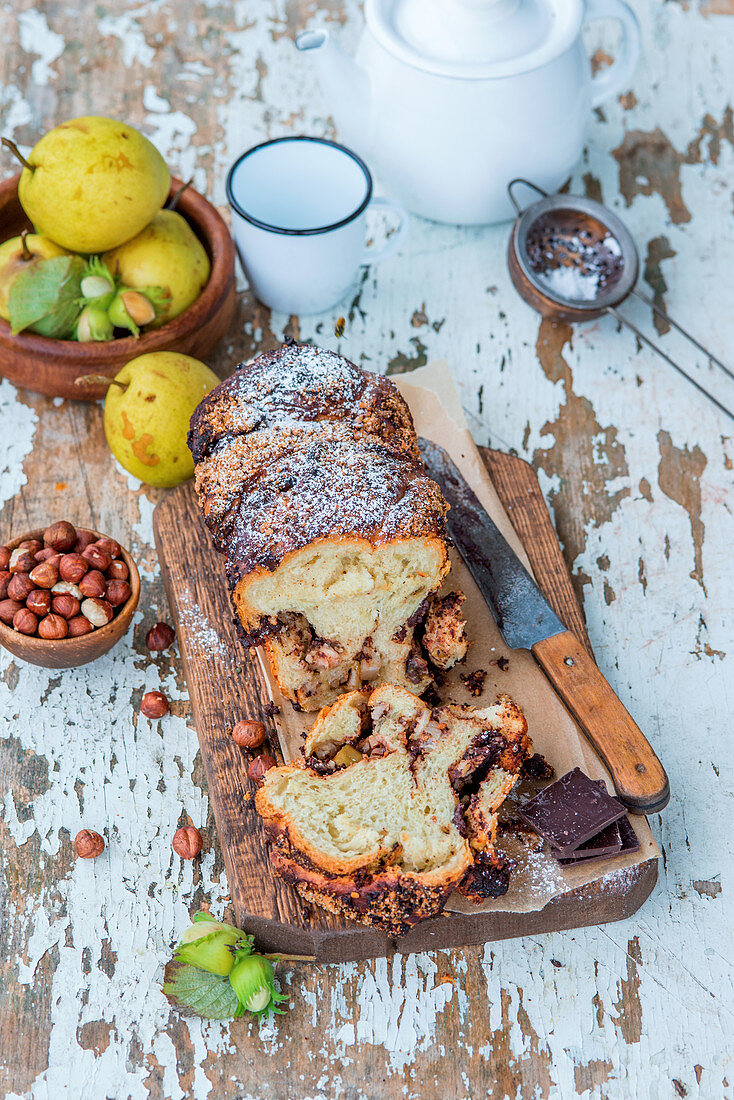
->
[176,589,230,659]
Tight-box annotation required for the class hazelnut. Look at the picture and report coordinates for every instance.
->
[7,572,34,601]
[43,521,77,552]
[0,571,10,599]
[67,615,94,638]
[140,690,169,718]
[0,598,23,624]
[27,589,52,616]
[172,825,202,860]
[59,553,89,583]
[9,548,36,573]
[232,720,267,750]
[81,544,111,572]
[106,559,129,581]
[334,745,363,766]
[247,753,276,785]
[19,538,43,554]
[106,579,131,607]
[13,608,38,635]
[74,829,105,859]
[38,613,69,640]
[52,580,83,600]
[95,536,121,559]
[145,622,175,652]
[34,547,57,563]
[51,593,80,619]
[0,546,9,570]
[73,529,97,553]
[29,562,60,589]
[81,597,113,628]
[78,570,106,598]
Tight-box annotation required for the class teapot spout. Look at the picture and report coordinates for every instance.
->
[296,29,371,151]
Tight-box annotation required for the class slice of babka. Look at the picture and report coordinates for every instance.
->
[255,684,531,935]
[189,342,467,710]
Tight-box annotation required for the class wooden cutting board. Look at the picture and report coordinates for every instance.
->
[153,449,657,962]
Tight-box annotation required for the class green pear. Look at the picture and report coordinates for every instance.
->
[0,233,69,321]
[103,351,219,487]
[4,117,170,253]
[103,210,211,328]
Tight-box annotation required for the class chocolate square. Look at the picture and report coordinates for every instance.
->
[555,820,622,865]
[517,767,626,856]
[617,814,640,855]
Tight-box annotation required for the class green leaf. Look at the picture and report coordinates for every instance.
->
[9,255,85,338]
[163,959,239,1020]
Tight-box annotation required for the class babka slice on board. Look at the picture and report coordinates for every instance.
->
[189,342,467,710]
[255,684,531,936]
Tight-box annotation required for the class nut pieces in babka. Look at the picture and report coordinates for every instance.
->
[189,342,468,710]
[254,684,531,935]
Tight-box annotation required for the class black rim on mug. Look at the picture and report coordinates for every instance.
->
[225,136,374,236]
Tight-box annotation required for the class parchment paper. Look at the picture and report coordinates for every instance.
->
[261,362,658,915]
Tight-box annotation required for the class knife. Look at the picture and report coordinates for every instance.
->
[419,438,670,815]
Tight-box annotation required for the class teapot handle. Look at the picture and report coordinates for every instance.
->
[584,0,641,108]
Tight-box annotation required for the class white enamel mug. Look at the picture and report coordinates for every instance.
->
[226,136,409,314]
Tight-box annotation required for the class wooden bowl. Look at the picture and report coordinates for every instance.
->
[0,173,236,401]
[0,528,140,668]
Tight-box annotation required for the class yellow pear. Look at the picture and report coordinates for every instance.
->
[103,210,211,328]
[103,351,219,487]
[0,233,69,320]
[11,117,170,253]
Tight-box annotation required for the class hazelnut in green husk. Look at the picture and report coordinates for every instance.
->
[174,911,251,977]
[228,949,289,1019]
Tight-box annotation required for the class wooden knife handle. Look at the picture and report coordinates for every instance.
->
[532,630,670,815]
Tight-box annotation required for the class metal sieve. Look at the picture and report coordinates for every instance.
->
[506,180,733,422]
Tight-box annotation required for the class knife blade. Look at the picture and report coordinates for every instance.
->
[419,437,670,815]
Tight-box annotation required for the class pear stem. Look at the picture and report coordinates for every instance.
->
[1,137,33,172]
[167,177,193,211]
[20,229,31,261]
[74,374,128,392]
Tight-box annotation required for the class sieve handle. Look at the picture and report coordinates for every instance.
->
[507,179,548,216]
[584,0,641,108]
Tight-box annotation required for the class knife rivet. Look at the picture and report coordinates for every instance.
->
[564,656,575,666]
[636,763,646,773]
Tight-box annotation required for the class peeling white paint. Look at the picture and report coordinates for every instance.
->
[0,380,37,505]
[97,12,156,69]
[17,11,64,86]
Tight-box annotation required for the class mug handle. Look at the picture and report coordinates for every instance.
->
[361,197,410,265]
[584,0,641,108]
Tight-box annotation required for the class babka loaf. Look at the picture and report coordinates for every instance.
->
[189,342,468,710]
[255,683,531,935]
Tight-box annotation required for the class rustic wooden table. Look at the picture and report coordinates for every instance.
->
[1,2,732,1098]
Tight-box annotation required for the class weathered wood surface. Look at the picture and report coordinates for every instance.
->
[0,1,732,1098]
[152,460,656,962]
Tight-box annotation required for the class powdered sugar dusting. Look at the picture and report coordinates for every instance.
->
[188,342,416,465]
[176,589,229,659]
[190,343,444,576]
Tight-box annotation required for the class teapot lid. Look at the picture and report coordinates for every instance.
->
[366,0,583,80]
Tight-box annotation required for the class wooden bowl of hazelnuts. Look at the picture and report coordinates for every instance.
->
[0,520,140,668]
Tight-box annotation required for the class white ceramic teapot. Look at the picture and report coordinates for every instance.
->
[297,0,640,225]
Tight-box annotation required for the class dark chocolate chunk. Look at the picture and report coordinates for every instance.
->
[521,752,555,780]
[517,767,626,855]
[617,814,640,855]
[554,820,622,865]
